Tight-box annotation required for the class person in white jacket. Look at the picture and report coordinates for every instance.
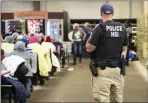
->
[68,23,86,65]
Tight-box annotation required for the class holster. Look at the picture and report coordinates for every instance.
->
[89,61,98,77]
[120,55,126,76]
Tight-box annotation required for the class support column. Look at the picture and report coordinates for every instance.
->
[143,1,148,27]
[33,1,40,11]
[40,1,47,11]
[143,1,148,15]
[129,1,132,18]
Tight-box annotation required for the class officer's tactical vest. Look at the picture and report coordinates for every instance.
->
[96,21,125,60]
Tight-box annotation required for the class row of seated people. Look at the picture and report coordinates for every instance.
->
[1,33,66,103]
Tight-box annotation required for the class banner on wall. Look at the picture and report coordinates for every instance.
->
[27,19,44,36]
[46,19,60,41]
[5,20,23,35]
[14,11,48,19]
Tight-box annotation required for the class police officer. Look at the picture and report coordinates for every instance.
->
[86,4,128,102]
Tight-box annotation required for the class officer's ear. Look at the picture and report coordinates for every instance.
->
[112,13,114,16]
[101,12,103,17]
[100,13,102,17]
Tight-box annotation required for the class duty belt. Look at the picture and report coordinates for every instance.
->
[96,59,120,69]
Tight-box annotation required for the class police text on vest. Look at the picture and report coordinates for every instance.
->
[106,25,123,37]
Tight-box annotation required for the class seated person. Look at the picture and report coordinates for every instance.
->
[10,41,33,96]
[1,54,30,102]
[28,36,51,85]
[43,36,56,52]
[52,39,65,68]
[1,76,30,103]
[1,36,15,55]
[45,35,52,42]
[129,50,139,61]
[19,37,33,55]
[12,32,19,44]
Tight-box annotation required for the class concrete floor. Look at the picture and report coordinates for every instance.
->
[140,58,148,69]
[28,59,148,103]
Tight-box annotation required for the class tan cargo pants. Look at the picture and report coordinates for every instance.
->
[92,67,124,103]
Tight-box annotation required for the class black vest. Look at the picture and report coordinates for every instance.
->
[95,20,126,60]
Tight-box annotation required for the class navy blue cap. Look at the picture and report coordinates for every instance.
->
[100,3,114,14]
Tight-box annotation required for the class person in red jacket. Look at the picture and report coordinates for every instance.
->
[45,35,52,43]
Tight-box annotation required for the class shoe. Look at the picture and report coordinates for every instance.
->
[61,65,64,68]
[45,77,49,80]
[73,62,76,65]
[30,85,34,92]
[79,58,82,63]
[39,79,45,85]
[33,83,37,86]
[125,62,129,66]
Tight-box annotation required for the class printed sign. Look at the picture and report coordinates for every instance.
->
[14,11,48,19]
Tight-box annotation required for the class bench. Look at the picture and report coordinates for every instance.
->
[1,84,16,103]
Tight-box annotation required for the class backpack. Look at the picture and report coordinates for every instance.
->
[14,62,29,81]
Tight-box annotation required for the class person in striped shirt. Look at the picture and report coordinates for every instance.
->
[19,37,33,56]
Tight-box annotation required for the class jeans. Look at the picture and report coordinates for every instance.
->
[25,79,32,98]
[72,41,83,64]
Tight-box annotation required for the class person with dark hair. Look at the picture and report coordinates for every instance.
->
[30,33,35,37]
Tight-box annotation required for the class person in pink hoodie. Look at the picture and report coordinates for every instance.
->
[29,36,40,44]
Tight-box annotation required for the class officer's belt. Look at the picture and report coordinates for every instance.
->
[96,59,120,68]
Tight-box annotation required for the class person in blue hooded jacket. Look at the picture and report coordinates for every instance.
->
[19,37,33,55]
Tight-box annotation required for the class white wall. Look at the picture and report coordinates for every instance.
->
[1,1,34,13]
[143,1,148,15]
[132,1,143,18]
[41,1,143,19]
[108,1,130,18]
